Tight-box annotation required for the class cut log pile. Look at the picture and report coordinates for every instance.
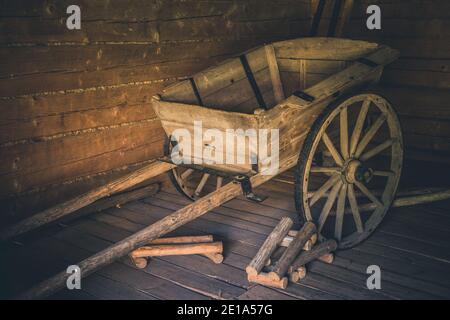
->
[129,235,223,269]
[246,217,336,289]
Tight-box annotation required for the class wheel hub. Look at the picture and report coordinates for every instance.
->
[343,159,373,184]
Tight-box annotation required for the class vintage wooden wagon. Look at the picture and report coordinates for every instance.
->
[152,37,403,248]
[2,37,403,298]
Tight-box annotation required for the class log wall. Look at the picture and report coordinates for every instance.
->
[0,0,310,224]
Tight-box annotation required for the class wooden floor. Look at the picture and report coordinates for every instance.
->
[2,170,450,300]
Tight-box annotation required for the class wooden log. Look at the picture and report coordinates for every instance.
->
[130,256,148,269]
[17,156,295,299]
[288,266,307,283]
[245,216,293,276]
[148,235,213,245]
[270,246,285,262]
[288,240,338,273]
[202,253,224,264]
[280,233,317,250]
[247,272,288,290]
[0,161,174,241]
[130,242,223,258]
[269,222,316,281]
[318,253,334,264]
[268,234,316,272]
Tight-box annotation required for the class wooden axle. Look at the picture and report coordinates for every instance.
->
[130,235,218,269]
[148,235,214,245]
[130,242,223,258]
[131,252,224,269]
[247,272,288,290]
[269,222,317,281]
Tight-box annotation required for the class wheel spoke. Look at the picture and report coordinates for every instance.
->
[350,99,370,157]
[322,132,344,166]
[194,173,210,197]
[180,168,194,180]
[340,108,349,159]
[354,114,387,158]
[347,184,364,233]
[318,181,342,232]
[373,170,395,177]
[216,176,223,190]
[354,181,383,207]
[360,139,395,161]
[311,166,341,174]
[310,174,340,206]
[335,183,347,241]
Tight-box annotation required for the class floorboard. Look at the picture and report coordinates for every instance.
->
[2,170,450,300]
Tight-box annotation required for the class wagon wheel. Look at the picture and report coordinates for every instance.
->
[165,138,229,201]
[295,92,403,249]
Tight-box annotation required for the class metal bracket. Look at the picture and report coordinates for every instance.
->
[356,57,379,68]
[293,90,315,102]
[240,54,267,110]
[235,176,268,203]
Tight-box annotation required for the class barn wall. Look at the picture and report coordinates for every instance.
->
[0,0,311,223]
[314,0,450,164]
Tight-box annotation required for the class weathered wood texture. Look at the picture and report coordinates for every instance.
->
[0,0,311,223]
[269,221,316,280]
[246,216,293,276]
[313,0,450,163]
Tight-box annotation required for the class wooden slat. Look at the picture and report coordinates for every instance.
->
[265,44,285,103]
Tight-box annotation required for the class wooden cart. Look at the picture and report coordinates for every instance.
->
[3,38,403,299]
[152,37,403,249]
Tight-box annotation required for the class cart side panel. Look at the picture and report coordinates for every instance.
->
[160,46,269,114]
[152,99,260,174]
[274,38,380,95]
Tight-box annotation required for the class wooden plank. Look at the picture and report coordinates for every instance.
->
[0,122,164,195]
[238,285,295,300]
[335,0,354,37]
[346,19,450,39]
[0,104,159,145]
[265,44,285,103]
[0,58,219,97]
[0,40,265,79]
[0,16,309,45]
[0,0,311,20]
